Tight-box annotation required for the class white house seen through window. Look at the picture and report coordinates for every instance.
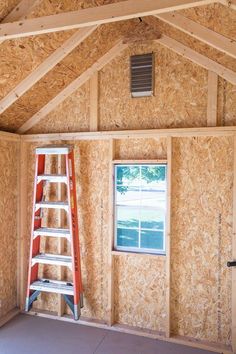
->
[114,164,167,254]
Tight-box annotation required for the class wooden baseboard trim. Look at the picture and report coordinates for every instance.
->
[0,307,20,328]
[24,310,232,354]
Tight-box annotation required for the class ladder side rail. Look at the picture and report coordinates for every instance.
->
[69,150,83,298]
[26,154,45,305]
[66,151,83,311]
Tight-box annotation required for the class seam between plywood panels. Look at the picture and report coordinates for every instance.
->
[166,136,172,337]
[107,139,115,325]
[232,136,236,354]
[19,141,28,310]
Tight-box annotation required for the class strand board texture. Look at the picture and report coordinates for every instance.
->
[0,19,134,132]
[0,139,18,318]
[25,6,236,135]
[0,3,235,132]
[22,135,233,348]
[171,136,233,346]
[113,138,167,332]
[25,140,110,320]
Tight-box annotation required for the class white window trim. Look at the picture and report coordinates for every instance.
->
[113,162,168,256]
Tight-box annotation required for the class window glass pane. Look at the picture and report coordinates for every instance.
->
[117,206,139,228]
[141,230,164,250]
[141,166,166,186]
[140,188,166,208]
[116,186,140,206]
[117,228,139,247]
[140,209,164,230]
[116,166,140,186]
[114,164,167,254]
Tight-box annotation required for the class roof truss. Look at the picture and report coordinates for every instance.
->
[17,40,128,133]
[17,31,236,134]
[0,0,235,133]
[2,0,41,23]
[0,0,40,45]
[0,26,97,114]
[156,35,236,85]
[219,0,236,10]
[156,12,236,59]
[0,0,216,41]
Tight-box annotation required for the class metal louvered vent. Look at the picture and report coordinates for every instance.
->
[130,53,154,98]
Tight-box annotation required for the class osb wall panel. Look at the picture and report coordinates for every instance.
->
[222,82,236,126]
[181,4,236,45]
[1,19,136,132]
[99,42,207,131]
[0,3,235,132]
[113,137,167,332]
[115,138,167,160]
[171,136,233,346]
[25,140,110,320]
[0,0,18,20]
[0,2,75,101]
[114,255,166,332]
[0,139,18,317]
[0,0,125,103]
[28,82,90,134]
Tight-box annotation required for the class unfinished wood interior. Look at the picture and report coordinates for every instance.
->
[0,1,235,353]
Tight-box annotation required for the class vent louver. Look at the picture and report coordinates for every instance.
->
[130,53,154,98]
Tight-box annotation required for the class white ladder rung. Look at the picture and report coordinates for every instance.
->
[35,201,69,212]
[33,228,70,240]
[37,174,67,183]
[30,279,74,295]
[32,253,72,269]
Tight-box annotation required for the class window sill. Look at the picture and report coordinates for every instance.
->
[111,250,166,258]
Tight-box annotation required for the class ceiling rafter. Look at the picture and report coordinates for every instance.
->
[155,35,236,85]
[0,0,216,41]
[0,25,97,114]
[156,12,236,59]
[0,0,234,134]
[0,0,41,45]
[17,40,128,134]
[219,0,236,10]
[17,31,236,134]
[2,0,41,23]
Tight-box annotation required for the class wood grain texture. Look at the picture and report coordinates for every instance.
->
[0,139,19,318]
[99,42,208,131]
[171,136,233,345]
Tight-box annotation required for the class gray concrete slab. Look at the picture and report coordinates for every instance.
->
[0,315,219,354]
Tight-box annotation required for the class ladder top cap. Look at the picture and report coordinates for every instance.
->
[36,145,73,155]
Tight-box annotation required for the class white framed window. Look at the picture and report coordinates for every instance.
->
[114,163,167,255]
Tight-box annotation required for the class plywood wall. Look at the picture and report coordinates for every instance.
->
[171,136,233,346]
[99,43,208,131]
[10,3,234,135]
[26,35,236,134]
[0,138,19,318]
[22,135,233,348]
[113,138,167,333]
[24,140,110,320]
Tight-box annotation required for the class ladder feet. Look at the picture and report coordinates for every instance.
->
[73,304,80,321]
[63,294,82,320]
[25,291,40,312]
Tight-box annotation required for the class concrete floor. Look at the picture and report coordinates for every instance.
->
[0,314,219,354]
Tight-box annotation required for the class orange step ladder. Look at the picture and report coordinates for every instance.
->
[25,145,83,320]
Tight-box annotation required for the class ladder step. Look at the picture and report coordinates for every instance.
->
[36,145,72,155]
[33,227,70,239]
[30,279,74,295]
[37,174,67,183]
[32,253,72,268]
[35,201,69,211]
